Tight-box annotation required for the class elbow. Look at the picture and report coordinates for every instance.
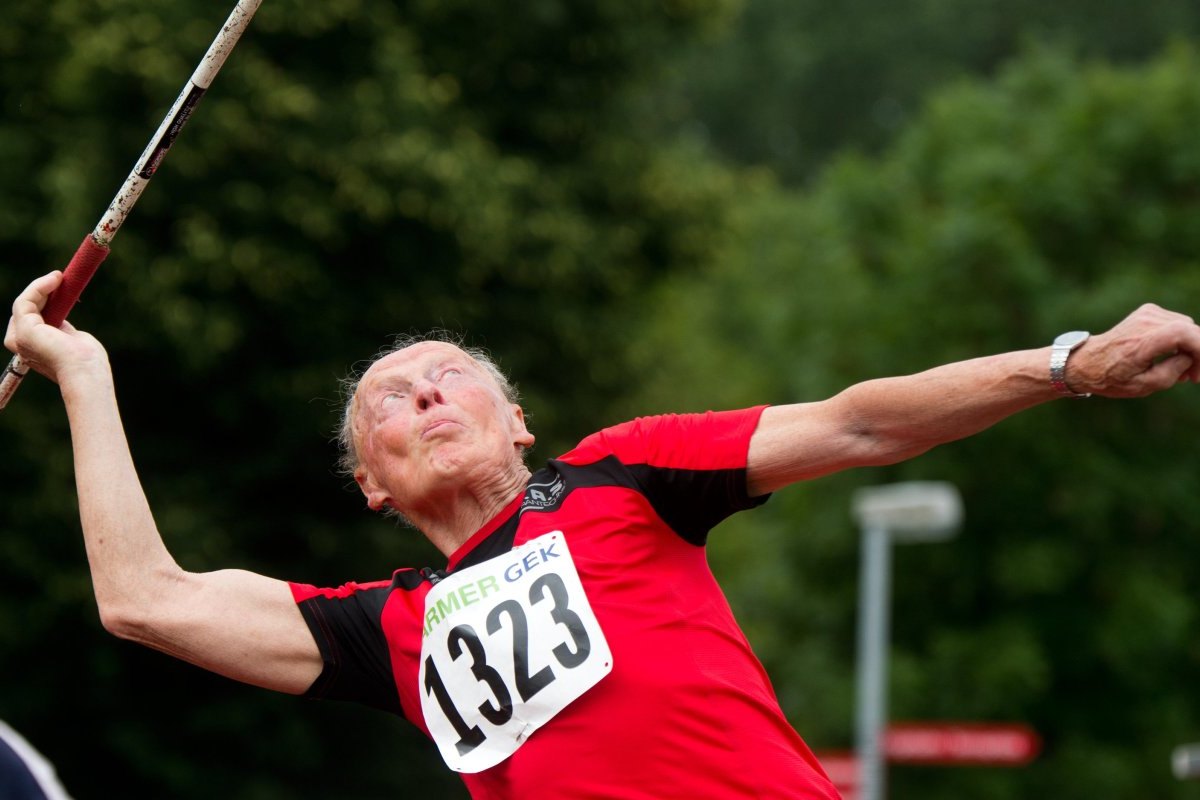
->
[864,433,937,467]
[837,397,937,468]
[843,419,937,468]
[94,565,188,642]
[854,435,938,469]
[97,599,149,641]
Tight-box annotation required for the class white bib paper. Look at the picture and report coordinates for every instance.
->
[418,531,613,773]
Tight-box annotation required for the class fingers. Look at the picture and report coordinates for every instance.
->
[9,271,65,353]
[7,271,64,350]
[1084,304,1200,397]
[11,271,64,321]
[1136,353,1195,395]
[1151,316,1200,384]
[1183,323,1200,383]
[6,271,67,359]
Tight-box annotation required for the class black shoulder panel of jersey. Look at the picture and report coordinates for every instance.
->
[627,462,769,546]
[298,582,403,716]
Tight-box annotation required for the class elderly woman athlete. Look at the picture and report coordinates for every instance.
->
[6,269,1200,798]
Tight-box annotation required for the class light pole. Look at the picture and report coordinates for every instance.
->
[1173,743,1200,780]
[852,481,963,800]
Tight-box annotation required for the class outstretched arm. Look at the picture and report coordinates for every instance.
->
[747,304,1200,496]
[5,272,322,694]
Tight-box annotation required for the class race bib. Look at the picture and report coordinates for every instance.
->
[418,531,613,773]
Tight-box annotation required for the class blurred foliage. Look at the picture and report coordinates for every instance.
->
[623,45,1200,799]
[639,0,1200,183]
[3,0,1200,798]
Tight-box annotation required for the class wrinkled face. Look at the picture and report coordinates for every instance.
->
[352,342,534,513]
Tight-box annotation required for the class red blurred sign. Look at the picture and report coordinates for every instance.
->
[885,722,1041,766]
[815,751,859,800]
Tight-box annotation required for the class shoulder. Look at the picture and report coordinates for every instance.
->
[559,406,769,469]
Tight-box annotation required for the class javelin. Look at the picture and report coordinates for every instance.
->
[0,0,263,410]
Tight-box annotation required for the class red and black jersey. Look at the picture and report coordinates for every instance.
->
[290,407,840,799]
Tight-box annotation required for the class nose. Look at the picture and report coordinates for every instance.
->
[412,378,444,412]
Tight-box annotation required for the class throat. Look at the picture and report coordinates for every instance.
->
[407,464,532,558]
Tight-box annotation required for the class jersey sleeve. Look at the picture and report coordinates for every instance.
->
[562,406,772,545]
[288,580,405,717]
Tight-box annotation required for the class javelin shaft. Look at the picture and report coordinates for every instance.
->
[0,0,262,411]
[97,0,263,246]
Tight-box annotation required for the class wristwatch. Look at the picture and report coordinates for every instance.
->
[1050,331,1091,398]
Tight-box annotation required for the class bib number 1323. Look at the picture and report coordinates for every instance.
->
[418,531,613,773]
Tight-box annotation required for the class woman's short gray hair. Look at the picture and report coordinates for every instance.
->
[336,332,521,479]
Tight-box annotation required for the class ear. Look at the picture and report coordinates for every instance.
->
[510,404,535,450]
[355,467,392,512]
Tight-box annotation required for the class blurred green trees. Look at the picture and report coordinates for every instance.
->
[2,0,1199,798]
[645,0,1200,182]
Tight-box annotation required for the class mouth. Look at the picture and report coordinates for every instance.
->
[421,419,460,439]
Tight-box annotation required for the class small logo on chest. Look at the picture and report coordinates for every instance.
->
[520,473,566,513]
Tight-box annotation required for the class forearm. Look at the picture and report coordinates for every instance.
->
[748,347,1056,494]
[834,346,1056,462]
[59,365,182,630]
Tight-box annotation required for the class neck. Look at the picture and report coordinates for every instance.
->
[404,461,532,559]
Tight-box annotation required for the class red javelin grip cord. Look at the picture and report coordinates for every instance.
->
[43,235,111,327]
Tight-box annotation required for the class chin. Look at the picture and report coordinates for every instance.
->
[427,446,475,476]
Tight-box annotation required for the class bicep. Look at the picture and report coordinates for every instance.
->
[126,568,323,696]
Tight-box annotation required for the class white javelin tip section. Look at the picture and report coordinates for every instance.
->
[192,0,265,89]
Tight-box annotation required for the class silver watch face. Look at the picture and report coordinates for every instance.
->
[1053,330,1090,349]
